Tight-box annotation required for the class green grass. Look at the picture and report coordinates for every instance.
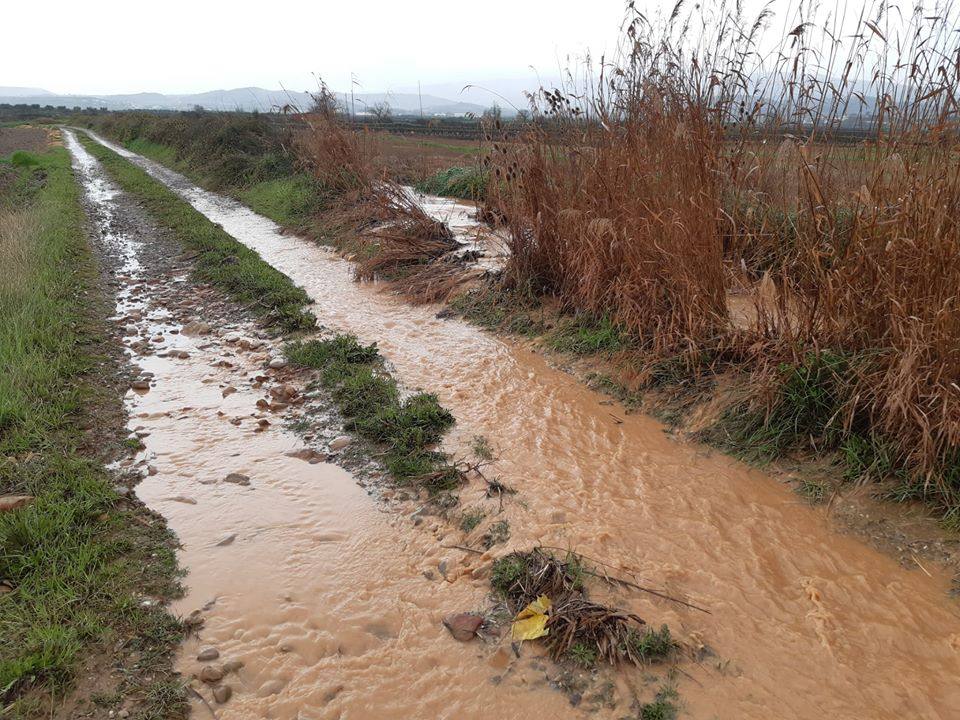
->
[85,112,296,192]
[450,287,543,335]
[639,685,680,720]
[88,115,325,232]
[702,351,851,462]
[239,175,323,228]
[123,138,177,167]
[77,133,315,332]
[471,434,493,461]
[119,132,324,234]
[490,554,529,596]
[415,165,488,200]
[0,148,183,712]
[625,625,676,662]
[568,642,598,669]
[286,335,460,491]
[548,314,629,356]
[10,151,40,168]
[122,136,322,230]
[702,349,960,520]
[796,477,829,503]
[482,519,510,547]
[459,508,486,533]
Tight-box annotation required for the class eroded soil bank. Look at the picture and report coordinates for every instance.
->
[72,130,960,719]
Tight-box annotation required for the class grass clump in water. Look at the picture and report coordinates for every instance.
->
[354,392,452,447]
[471,434,493,461]
[286,335,461,492]
[459,508,486,533]
[482,519,511,548]
[639,685,680,720]
[489,549,677,667]
[286,333,380,367]
[625,625,675,662]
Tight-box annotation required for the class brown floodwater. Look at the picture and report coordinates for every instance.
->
[75,130,960,719]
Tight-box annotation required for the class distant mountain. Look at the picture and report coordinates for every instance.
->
[0,86,55,97]
[399,76,565,113]
[331,91,489,117]
[0,86,489,117]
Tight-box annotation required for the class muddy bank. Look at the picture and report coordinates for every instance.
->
[77,130,960,719]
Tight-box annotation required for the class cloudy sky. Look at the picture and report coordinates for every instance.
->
[5,0,913,101]
[4,0,634,95]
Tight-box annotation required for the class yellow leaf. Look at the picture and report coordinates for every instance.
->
[511,595,551,641]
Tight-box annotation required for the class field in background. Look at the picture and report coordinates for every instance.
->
[375,133,482,183]
[0,127,51,156]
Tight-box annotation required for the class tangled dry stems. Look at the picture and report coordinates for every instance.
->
[492,549,676,666]
[295,83,459,282]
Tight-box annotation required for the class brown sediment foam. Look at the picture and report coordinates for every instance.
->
[78,129,960,719]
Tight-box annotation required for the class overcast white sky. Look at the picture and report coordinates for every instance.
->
[3,0,635,95]
[6,0,929,99]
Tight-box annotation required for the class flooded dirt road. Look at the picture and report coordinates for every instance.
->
[73,130,960,719]
[65,130,586,720]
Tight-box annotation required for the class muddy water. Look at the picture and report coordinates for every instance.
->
[66,131,585,719]
[80,130,960,719]
[401,187,509,271]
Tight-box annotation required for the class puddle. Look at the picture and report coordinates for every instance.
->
[76,129,960,719]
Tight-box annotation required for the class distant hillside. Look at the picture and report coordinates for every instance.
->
[0,86,491,117]
[0,86,55,97]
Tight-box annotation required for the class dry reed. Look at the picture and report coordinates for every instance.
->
[295,83,458,279]
[483,0,960,507]
[290,3,960,510]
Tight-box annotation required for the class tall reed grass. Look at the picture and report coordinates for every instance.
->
[295,83,457,279]
[481,0,960,509]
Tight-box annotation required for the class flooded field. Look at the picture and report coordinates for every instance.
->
[67,129,960,719]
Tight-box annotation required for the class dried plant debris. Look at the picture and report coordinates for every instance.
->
[490,549,679,667]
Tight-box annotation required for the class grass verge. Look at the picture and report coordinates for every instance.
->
[0,146,185,715]
[76,132,315,332]
[115,134,323,232]
[237,174,323,228]
[285,335,463,494]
